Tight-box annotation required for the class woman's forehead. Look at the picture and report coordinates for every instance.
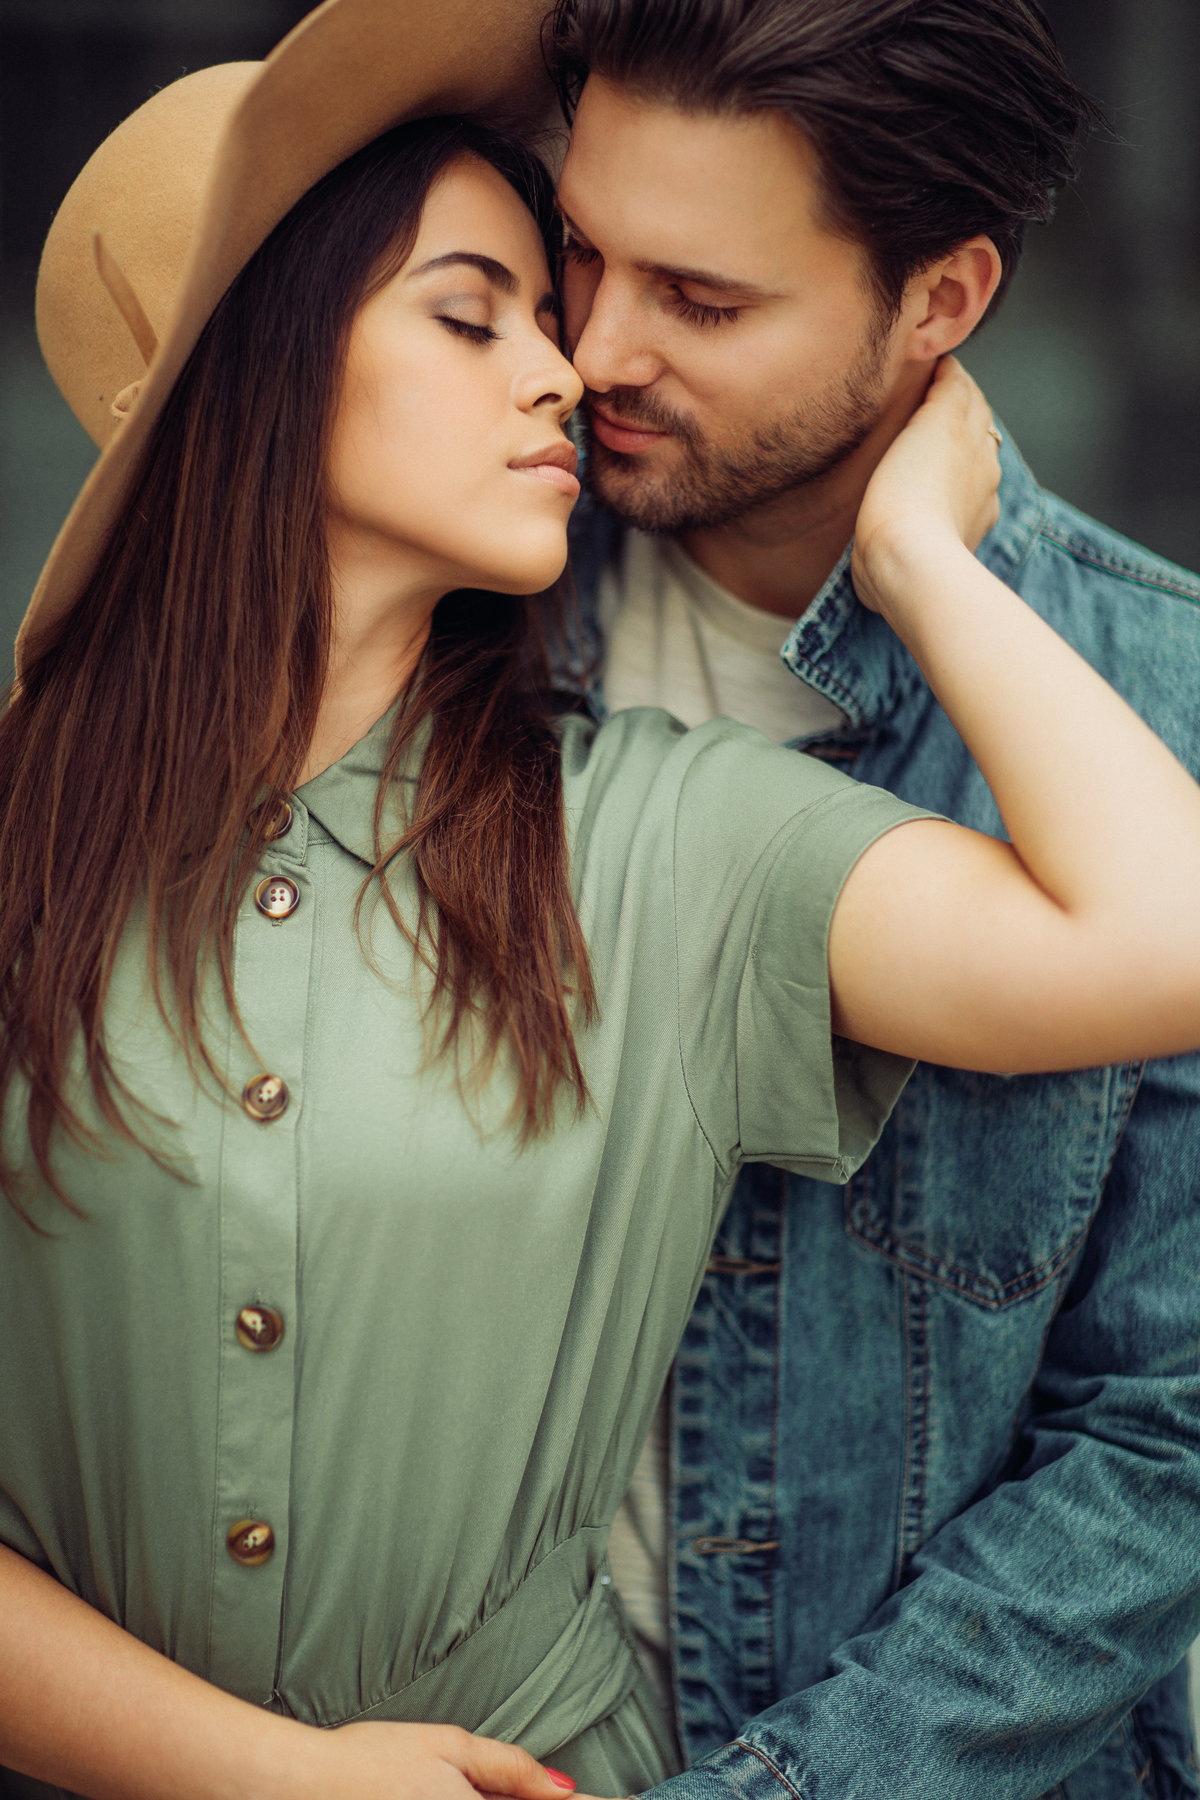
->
[411,155,550,288]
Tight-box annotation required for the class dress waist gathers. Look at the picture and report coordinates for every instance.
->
[275,1529,637,1750]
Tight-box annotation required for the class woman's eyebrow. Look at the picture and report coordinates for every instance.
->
[409,251,519,293]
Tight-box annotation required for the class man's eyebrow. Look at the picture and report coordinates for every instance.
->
[639,259,773,298]
[409,252,519,294]
[556,206,772,299]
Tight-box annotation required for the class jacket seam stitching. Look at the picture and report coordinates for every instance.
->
[1096,1061,1144,1191]
[894,1262,915,1586]
[782,650,863,720]
[896,1268,931,1579]
[845,1196,1092,1309]
[731,1741,806,1798]
[1037,526,1200,603]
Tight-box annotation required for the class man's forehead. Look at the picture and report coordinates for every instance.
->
[558,74,831,271]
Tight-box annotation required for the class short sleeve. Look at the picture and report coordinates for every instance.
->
[669,718,937,1181]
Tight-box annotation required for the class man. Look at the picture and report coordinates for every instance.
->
[540,2,1200,1797]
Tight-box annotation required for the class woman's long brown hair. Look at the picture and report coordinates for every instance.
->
[0,118,594,1220]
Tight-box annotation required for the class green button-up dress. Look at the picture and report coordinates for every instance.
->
[0,706,925,1798]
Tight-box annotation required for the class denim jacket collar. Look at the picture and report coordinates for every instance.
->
[778,429,1046,732]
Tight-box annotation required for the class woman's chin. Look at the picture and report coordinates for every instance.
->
[470,527,571,595]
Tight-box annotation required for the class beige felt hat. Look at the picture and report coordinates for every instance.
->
[23,0,556,673]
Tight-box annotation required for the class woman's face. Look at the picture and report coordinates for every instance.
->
[326,154,583,601]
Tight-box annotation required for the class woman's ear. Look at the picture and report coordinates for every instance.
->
[898,236,1004,363]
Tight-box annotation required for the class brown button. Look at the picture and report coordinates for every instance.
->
[235,1304,285,1352]
[255,799,293,843]
[226,1518,275,1567]
[254,875,300,921]
[242,1073,289,1122]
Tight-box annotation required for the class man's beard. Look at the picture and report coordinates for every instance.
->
[581,345,889,534]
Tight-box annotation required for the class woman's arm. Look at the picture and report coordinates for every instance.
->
[828,356,1200,1071]
[0,1544,582,1800]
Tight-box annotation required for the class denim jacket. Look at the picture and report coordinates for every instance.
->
[561,437,1200,1800]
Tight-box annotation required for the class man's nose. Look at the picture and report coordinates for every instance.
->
[566,270,664,395]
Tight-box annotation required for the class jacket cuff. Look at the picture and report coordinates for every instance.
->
[640,1738,801,1799]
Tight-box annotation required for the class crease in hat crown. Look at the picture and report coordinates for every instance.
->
[37,62,259,451]
[22,0,555,674]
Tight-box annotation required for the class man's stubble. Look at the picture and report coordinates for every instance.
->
[581,336,891,535]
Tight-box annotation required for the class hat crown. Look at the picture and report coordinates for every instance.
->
[36,63,259,449]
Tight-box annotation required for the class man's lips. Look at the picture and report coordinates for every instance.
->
[588,404,671,456]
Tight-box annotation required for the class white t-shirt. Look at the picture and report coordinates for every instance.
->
[601,530,845,745]
[601,529,846,1727]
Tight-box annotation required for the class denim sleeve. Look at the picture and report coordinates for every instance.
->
[642,1048,1200,1800]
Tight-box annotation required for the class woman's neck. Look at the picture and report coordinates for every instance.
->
[304,536,445,782]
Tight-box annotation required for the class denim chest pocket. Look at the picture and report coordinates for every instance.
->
[846,1062,1140,1308]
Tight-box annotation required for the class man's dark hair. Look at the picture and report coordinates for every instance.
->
[546,0,1105,321]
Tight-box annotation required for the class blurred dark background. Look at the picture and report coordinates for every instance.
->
[2,0,1199,652]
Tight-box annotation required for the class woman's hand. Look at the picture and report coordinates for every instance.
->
[295,1720,587,1800]
[0,1543,601,1800]
[851,356,1001,618]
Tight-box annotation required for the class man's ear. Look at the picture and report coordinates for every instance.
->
[898,236,1003,363]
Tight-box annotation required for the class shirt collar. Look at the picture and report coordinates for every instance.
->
[296,702,424,868]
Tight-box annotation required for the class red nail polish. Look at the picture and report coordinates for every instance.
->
[546,1772,576,1792]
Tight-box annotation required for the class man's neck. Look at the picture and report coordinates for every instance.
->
[678,368,930,619]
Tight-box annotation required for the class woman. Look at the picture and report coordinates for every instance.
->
[3,7,1200,1800]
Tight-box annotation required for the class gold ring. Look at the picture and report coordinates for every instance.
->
[987,425,1003,449]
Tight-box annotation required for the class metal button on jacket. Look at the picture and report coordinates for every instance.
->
[235,1304,285,1352]
[227,1518,275,1566]
[242,1073,289,1121]
[254,875,300,921]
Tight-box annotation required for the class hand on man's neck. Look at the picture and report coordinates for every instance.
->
[678,365,934,619]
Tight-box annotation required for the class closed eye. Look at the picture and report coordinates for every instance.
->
[438,317,499,345]
[670,291,743,329]
[560,224,599,266]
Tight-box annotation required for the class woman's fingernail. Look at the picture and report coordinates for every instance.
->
[546,1772,575,1792]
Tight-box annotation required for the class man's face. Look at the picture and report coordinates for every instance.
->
[556,77,902,533]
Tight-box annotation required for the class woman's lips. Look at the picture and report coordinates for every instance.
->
[512,462,581,497]
[509,442,581,497]
[588,405,670,455]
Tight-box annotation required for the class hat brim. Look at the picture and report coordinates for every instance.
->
[19,0,557,674]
